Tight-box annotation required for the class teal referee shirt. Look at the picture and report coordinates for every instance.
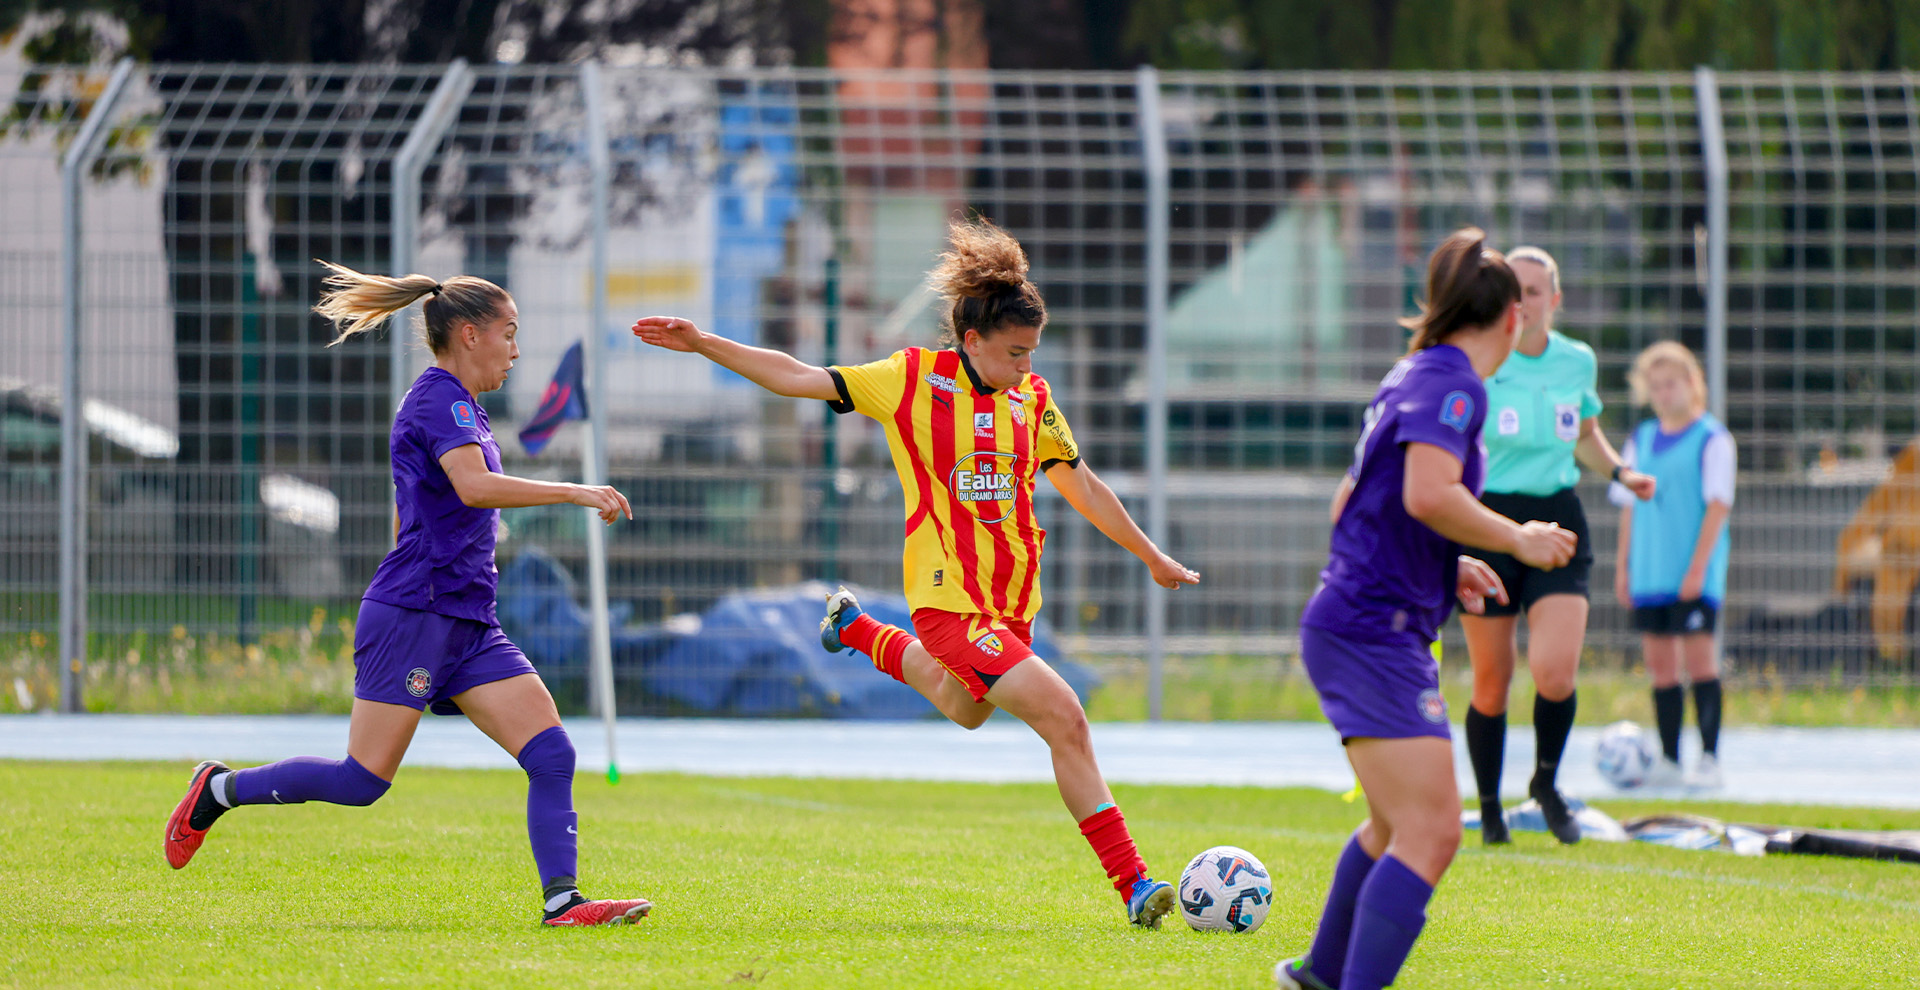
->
[1482,330,1603,496]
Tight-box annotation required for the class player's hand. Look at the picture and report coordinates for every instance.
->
[1619,468,1657,501]
[1614,567,1632,608]
[631,316,704,353]
[1680,570,1706,603]
[572,484,632,525]
[1456,556,1508,615]
[1512,520,1577,571]
[1148,552,1200,589]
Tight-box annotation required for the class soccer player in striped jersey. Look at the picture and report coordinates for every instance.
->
[164,264,652,927]
[1610,341,1736,789]
[633,218,1201,928]
[1274,229,1576,990]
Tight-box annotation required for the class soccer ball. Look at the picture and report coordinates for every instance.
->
[1177,845,1273,933]
[1596,720,1656,788]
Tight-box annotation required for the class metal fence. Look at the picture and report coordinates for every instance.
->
[6,62,1919,714]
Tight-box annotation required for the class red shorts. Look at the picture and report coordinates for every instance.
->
[911,608,1036,702]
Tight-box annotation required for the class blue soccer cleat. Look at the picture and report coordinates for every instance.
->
[819,587,864,653]
[1126,877,1176,929]
[1273,956,1337,990]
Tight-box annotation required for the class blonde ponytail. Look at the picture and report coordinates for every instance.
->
[312,260,511,353]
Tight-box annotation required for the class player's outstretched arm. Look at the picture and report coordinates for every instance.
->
[439,444,632,523]
[630,316,839,401]
[1402,442,1575,571]
[1044,460,1199,590]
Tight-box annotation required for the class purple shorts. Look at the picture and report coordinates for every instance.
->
[1299,623,1451,743]
[354,599,536,715]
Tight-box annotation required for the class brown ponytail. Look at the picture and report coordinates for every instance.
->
[312,260,512,353]
[1400,227,1520,352]
[927,218,1047,346]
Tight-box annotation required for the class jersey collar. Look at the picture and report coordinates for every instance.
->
[954,348,1001,396]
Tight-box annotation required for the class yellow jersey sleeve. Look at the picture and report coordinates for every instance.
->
[827,350,912,421]
[1037,393,1081,469]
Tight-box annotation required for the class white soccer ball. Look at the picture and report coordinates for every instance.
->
[1177,845,1273,933]
[1596,720,1656,788]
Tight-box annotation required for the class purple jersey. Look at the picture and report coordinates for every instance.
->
[1304,344,1487,643]
[362,367,501,625]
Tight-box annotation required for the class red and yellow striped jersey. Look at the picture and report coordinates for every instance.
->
[828,347,1081,622]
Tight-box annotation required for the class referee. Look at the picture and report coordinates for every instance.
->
[1462,247,1656,845]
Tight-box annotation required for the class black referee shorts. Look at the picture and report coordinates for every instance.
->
[1472,488,1595,617]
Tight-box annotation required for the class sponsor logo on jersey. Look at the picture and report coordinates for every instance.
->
[1497,407,1520,436]
[949,451,1018,523]
[932,569,943,587]
[974,411,995,437]
[1417,688,1447,724]
[406,667,433,698]
[1439,391,1474,433]
[451,401,476,429]
[1554,403,1580,442]
[1041,407,1077,460]
[926,372,963,394]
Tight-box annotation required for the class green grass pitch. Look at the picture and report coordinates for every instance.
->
[3,760,1917,989]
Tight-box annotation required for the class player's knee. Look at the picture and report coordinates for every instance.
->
[1033,704,1091,752]
[517,724,576,781]
[1398,817,1460,875]
[339,757,393,806]
[1534,670,1577,701]
[954,706,992,730]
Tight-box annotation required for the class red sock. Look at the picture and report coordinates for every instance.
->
[841,613,913,683]
[1078,805,1148,895]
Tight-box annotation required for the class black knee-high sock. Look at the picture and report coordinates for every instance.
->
[1653,685,1685,762]
[1692,678,1722,756]
[1532,691,1577,789]
[1464,705,1506,803]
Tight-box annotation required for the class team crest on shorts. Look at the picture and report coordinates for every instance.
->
[971,629,1005,657]
[406,667,432,698]
[1417,688,1447,724]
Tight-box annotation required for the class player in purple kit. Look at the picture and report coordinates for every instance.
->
[1275,229,1577,990]
[163,262,651,927]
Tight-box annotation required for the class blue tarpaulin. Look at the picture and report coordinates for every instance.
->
[498,548,1098,719]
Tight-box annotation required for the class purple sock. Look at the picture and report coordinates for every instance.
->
[1341,855,1435,990]
[1304,834,1378,986]
[229,755,390,807]
[517,725,579,888]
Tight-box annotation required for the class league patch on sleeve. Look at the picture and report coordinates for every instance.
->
[451,400,476,430]
[1438,390,1474,433]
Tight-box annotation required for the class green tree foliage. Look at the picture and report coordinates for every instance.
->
[1118,0,1920,71]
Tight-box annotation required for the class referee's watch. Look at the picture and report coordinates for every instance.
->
[1610,464,1625,483]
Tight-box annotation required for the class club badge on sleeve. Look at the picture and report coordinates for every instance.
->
[1439,391,1474,433]
[451,401,477,429]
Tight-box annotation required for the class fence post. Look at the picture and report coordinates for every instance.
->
[58,56,136,714]
[1135,65,1170,721]
[1694,66,1729,422]
[580,60,620,781]
[390,58,473,416]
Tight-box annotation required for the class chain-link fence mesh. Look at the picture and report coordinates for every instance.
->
[7,64,1918,715]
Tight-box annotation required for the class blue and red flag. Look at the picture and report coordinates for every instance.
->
[518,340,587,456]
